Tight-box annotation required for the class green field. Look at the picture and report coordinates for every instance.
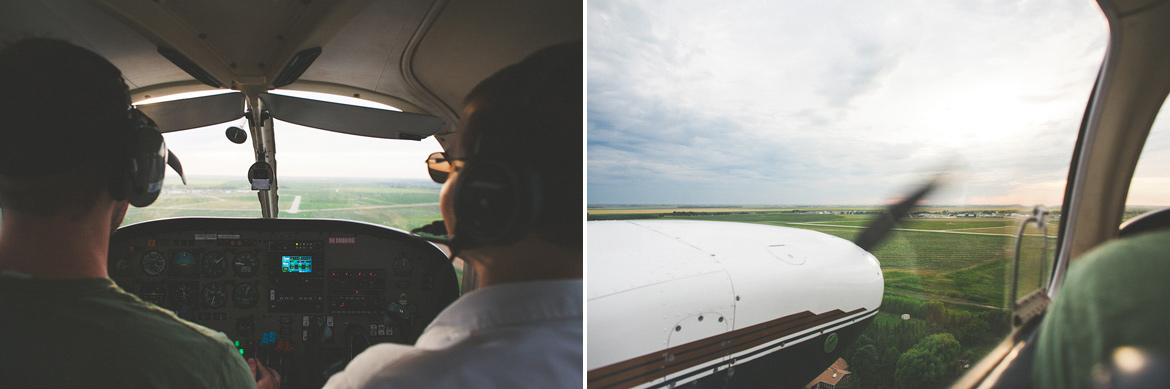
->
[123,177,443,231]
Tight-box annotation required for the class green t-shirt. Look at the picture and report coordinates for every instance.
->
[0,277,255,388]
[1034,229,1170,388]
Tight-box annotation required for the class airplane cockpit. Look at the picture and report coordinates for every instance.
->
[0,1,579,387]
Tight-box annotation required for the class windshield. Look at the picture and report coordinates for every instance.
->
[123,91,444,232]
[588,1,1107,387]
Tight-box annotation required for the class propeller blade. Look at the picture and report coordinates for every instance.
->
[853,176,940,252]
[136,92,245,133]
[166,149,187,185]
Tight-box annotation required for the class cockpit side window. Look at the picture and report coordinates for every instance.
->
[1123,97,1170,228]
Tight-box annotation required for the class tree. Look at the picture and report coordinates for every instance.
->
[958,317,989,345]
[894,333,961,389]
[926,300,946,324]
[895,348,940,389]
[853,344,880,388]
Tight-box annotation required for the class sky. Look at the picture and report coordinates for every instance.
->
[140,90,445,187]
[586,0,1148,206]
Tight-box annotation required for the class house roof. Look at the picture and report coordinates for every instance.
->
[807,358,852,387]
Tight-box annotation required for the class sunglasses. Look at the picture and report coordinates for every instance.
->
[425,151,465,183]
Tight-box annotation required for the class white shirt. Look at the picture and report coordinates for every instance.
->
[323,279,583,388]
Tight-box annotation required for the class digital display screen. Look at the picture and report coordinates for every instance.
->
[281,256,313,273]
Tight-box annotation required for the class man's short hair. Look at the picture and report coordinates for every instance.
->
[461,42,582,250]
[0,38,131,217]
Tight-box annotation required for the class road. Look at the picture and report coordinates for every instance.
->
[288,196,303,214]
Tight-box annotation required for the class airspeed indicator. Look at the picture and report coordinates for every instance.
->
[141,251,166,276]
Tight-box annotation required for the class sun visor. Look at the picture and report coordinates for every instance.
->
[259,93,443,140]
[136,92,246,133]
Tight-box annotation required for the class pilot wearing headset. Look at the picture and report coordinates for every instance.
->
[323,42,583,387]
[0,38,279,389]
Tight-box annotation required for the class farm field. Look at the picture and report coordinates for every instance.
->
[123,177,443,231]
[800,218,1059,233]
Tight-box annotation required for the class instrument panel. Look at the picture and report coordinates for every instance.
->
[108,218,460,388]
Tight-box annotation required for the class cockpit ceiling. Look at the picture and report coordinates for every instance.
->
[0,0,582,133]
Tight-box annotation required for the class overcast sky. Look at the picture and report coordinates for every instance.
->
[587,0,1143,206]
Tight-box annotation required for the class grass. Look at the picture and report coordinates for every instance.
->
[123,177,443,231]
[589,210,851,223]
[811,219,1012,230]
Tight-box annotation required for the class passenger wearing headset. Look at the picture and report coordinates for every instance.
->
[323,42,582,388]
[0,39,279,388]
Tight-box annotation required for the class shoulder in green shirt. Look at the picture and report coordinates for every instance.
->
[0,277,255,388]
[1034,229,1170,388]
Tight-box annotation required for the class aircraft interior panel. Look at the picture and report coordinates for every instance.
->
[106,217,460,388]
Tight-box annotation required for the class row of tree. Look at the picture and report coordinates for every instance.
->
[838,294,1011,388]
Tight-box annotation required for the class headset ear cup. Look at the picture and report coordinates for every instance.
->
[452,159,541,249]
[123,120,168,208]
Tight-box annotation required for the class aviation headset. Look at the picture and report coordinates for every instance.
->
[448,105,544,252]
[108,107,169,208]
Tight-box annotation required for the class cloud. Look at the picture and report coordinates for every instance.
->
[588,0,1112,206]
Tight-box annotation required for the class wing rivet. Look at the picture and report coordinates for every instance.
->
[718,317,724,322]
[698,316,704,321]
[675,325,682,332]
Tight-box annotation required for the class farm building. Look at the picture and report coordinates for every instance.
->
[806,358,852,389]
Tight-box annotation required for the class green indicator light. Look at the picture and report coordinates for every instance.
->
[240,349,245,355]
[234,341,240,347]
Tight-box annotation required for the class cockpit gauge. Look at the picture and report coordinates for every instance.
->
[233,283,259,309]
[172,252,198,277]
[202,282,227,309]
[139,283,166,306]
[170,282,198,308]
[236,317,255,336]
[233,252,258,278]
[202,251,227,277]
[141,251,166,276]
[393,257,413,277]
[112,256,132,277]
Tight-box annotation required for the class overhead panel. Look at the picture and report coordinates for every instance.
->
[410,0,583,115]
[94,0,370,93]
[298,0,434,102]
